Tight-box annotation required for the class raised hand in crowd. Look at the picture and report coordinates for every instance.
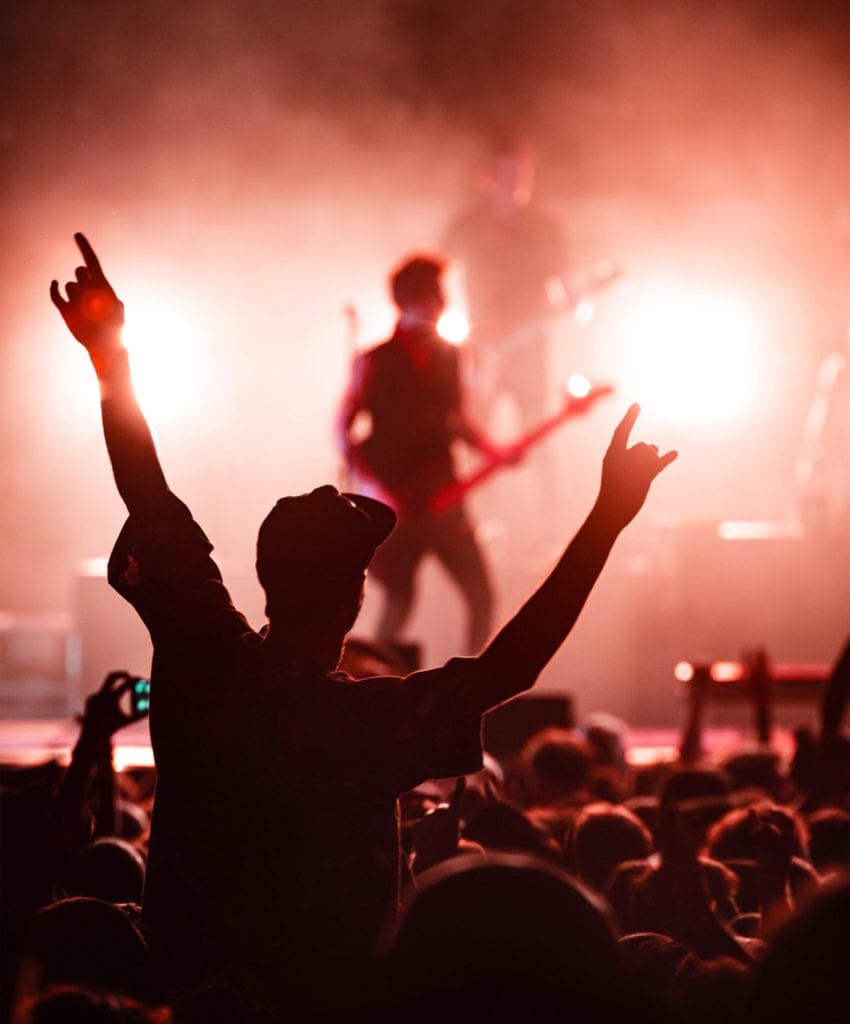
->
[594,403,678,528]
[792,635,850,809]
[750,805,797,939]
[651,802,752,964]
[679,664,711,764]
[80,671,149,747]
[477,404,676,703]
[51,235,168,513]
[50,232,124,366]
[744,648,774,746]
[821,636,850,743]
[52,672,148,850]
[411,777,467,874]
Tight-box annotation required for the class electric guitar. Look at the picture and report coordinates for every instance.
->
[469,261,622,371]
[351,383,614,519]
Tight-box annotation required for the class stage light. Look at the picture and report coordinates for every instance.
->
[114,744,155,771]
[626,745,679,767]
[437,310,470,345]
[674,661,695,683]
[574,299,595,324]
[711,660,744,683]
[567,373,592,398]
[674,660,746,684]
[622,285,763,422]
[717,520,804,541]
[121,301,202,423]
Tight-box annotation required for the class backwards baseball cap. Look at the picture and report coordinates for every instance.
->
[256,485,396,596]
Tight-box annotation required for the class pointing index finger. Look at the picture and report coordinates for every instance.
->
[74,232,105,281]
[612,403,640,449]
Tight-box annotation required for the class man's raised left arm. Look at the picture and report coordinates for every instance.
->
[51,233,168,515]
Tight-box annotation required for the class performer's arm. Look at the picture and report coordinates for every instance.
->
[448,348,503,460]
[473,405,676,708]
[50,233,168,514]
[453,410,501,460]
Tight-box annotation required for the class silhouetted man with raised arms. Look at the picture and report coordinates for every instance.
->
[51,234,675,1017]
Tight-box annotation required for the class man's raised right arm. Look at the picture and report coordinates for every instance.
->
[471,405,677,709]
[50,233,167,514]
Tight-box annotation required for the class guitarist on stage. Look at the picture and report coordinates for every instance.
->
[442,138,568,431]
[337,253,509,654]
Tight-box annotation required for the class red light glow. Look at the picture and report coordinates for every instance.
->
[80,289,114,322]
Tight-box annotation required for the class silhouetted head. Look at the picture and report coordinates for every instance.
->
[618,932,699,1001]
[463,801,549,855]
[477,137,537,214]
[807,808,850,876]
[523,727,593,805]
[584,712,628,768]
[390,254,446,327]
[23,898,152,1004]
[707,803,808,863]
[64,838,145,905]
[661,767,733,805]
[572,803,653,891]
[673,956,751,1024]
[748,882,849,1024]
[722,751,784,798]
[24,987,171,1024]
[384,852,620,1016]
[256,485,395,630]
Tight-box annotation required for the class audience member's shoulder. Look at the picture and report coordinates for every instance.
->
[329,656,480,704]
[404,656,481,687]
[327,668,402,688]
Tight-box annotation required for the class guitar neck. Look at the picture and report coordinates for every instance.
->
[483,267,621,362]
[429,386,613,516]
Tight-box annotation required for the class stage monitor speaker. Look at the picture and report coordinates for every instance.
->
[483,695,575,759]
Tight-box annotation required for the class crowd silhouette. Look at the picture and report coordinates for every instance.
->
[1,234,847,1022]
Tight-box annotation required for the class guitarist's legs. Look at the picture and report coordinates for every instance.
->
[430,507,494,655]
[369,508,493,654]
[369,518,426,643]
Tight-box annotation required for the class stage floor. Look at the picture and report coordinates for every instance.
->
[0,719,796,772]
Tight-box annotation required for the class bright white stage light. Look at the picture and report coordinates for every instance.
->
[567,373,592,398]
[122,302,201,423]
[674,661,695,683]
[623,286,763,422]
[711,661,744,683]
[437,310,470,345]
